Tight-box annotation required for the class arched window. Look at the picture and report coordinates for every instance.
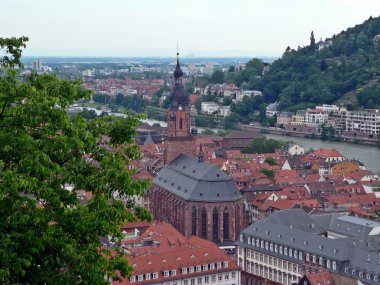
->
[213,207,219,241]
[201,208,207,239]
[223,207,229,240]
[179,118,183,129]
[191,207,197,236]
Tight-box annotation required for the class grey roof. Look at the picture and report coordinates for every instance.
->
[153,154,243,202]
[143,132,155,145]
[328,215,380,238]
[236,209,380,283]
[265,209,326,234]
[238,216,352,261]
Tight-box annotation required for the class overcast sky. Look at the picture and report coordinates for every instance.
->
[1,0,380,57]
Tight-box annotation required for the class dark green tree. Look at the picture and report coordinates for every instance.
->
[0,37,151,284]
[210,70,225,84]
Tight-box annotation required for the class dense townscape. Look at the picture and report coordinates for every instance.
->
[2,6,380,285]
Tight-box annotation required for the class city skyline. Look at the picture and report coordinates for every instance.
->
[1,0,380,57]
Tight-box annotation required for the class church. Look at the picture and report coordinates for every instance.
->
[149,54,246,244]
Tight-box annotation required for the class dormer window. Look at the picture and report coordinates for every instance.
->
[203,265,208,271]
[153,272,158,279]
[164,271,169,277]
[189,267,194,273]
[210,263,215,270]
[182,268,187,274]
[130,276,136,283]
[217,262,222,269]
[171,270,176,276]
[145,273,151,280]
[196,266,201,272]
[138,275,143,282]
[239,234,243,242]
[223,261,228,268]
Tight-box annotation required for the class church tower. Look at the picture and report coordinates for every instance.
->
[164,52,196,164]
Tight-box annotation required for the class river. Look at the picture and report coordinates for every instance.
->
[265,134,380,174]
[70,108,380,174]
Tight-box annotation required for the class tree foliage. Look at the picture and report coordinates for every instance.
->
[242,137,287,154]
[0,37,151,284]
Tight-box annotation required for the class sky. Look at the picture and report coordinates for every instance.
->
[1,0,380,57]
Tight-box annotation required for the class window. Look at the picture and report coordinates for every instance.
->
[319,257,323,266]
[171,270,176,276]
[192,207,197,236]
[212,207,219,241]
[179,118,183,129]
[223,261,228,268]
[359,272,363,278]
[216,262,222,269]
[279,246,283,254]
[191,279,195,285]
[210,263,215,270]
[232,272,236,279]
[327,259,331,268]
[189,267,194,273]
[211,275,216,282]
[184,280,188,285]
[312,255,316,263]
[182,268,188,274]
[248,236,251,245]
[203,265,208,271]
[332,261,336,270]
[374,276,378,281]
[138,275,143,282]
[218,274,222,281]
[284,247,288,256]
[197,277,202,284]
[270,243,273,251]
[306,253,310,261]
[265,241,269,250]
[204,276,209,283]
[202,208,207,239]
[164,271,169,277]
[366,274,370,280]
[145,273,151,280]
[256,239,260,247]
[289,248,292,257]
[294,250,298,259]
[130,276,135,283]
[225,273,229,280]
[275,244,278,253]
[196,266,201,272]
[299,251,303,260]
[261,240,264,248]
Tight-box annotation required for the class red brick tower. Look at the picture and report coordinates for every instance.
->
[164,53,196,164]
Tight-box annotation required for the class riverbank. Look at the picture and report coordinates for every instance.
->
[238,124,379,146]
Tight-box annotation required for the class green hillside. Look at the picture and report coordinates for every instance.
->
[247,16,380,111]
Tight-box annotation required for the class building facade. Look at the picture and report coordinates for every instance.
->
[345,109,380,137]
[235,209,380,285]
[150,154,246,244]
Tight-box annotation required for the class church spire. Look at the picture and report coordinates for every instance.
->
[173,49,183,82]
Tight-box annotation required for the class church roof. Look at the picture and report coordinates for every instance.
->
[153,154,243,202]
[143,132,155,145]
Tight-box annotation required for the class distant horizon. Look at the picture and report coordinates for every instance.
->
[4,0,380,58]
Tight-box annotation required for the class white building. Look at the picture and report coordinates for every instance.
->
[304,109,329,127]
[236,90,262,102]
[201,102,220,115]
[266,102,280,118]
[219,106,231,117]
[286,144,305,156]
[345,109,380,136]
[316,104,339,113]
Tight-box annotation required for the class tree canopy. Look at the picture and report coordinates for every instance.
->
[0,37,151,284]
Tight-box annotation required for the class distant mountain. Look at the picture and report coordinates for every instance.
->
[254,16,380,111]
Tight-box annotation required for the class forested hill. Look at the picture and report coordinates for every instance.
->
[252,16,380,111]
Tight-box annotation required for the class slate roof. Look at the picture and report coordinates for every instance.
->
[153,154,243,202]
[328,215,380,238]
